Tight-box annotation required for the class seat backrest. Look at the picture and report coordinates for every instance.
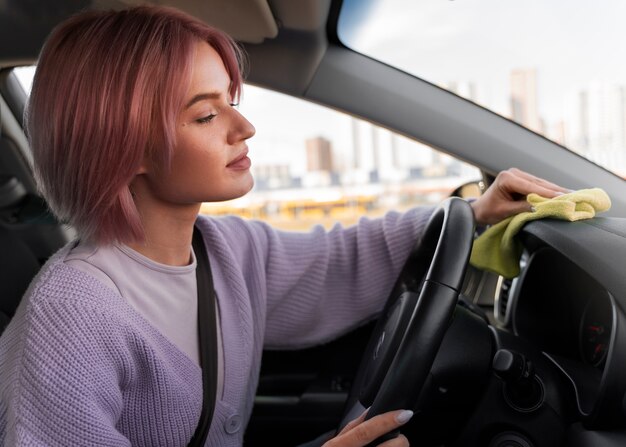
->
[0,225,41,333]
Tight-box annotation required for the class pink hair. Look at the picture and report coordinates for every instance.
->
[26,6,244,245]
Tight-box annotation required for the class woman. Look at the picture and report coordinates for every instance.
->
[0,6,567,447]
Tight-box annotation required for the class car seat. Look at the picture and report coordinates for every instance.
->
[0,225,40,332]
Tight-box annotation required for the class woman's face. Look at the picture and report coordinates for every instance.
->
[138,41,256,206]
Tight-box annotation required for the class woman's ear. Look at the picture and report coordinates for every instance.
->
[136,164,149,175]
[136,154,152,175]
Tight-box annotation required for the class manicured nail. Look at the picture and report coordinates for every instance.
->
[396,410,414,424]
[555,192,565,196]
[530,206,536,212]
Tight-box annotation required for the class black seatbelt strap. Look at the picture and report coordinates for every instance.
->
[188,226,218,447]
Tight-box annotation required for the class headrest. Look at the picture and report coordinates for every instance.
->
[0,176,56,225]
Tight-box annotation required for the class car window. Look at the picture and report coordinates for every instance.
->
[13,66,34,93]
[338,0,626,179]
[14,66,480,231]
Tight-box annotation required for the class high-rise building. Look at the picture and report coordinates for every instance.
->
[586,84,625,171]
[390,133,400,170]
[371,125,380,168]
[351,118,362,170]
[305,136,334,172]
[564,83,626,174]
[510,69,543,134]
[564,90,589,153]
[252,164,292,190]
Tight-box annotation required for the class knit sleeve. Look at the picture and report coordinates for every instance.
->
[1,279,131,446]
[255,207,434,349]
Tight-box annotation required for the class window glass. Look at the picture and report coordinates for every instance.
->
[14,66,35,93]
[338,0,626,178]
[13,67,480,231]
[211,85,480,230]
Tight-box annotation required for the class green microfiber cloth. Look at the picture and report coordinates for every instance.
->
[470,188,611,278]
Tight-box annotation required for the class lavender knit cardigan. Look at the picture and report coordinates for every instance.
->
[0,209,433,446]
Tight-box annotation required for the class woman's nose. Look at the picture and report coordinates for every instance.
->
[230,108,256,142]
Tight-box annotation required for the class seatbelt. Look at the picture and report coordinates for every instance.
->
[188,226,218,447]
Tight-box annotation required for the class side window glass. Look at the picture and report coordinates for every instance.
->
[14,68,481,231]
[206,85,481,230]
[14,66,35,93]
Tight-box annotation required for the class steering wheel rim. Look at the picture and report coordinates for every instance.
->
[338,198,475,433]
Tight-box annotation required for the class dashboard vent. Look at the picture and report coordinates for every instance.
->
[498,278,512,320]
[495,276,516,325]
[495,252,527,326]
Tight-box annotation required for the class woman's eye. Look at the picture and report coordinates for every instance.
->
[230,103,239,108]
[196,114,216,124]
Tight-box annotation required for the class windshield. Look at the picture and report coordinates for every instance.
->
[339,0,626,178]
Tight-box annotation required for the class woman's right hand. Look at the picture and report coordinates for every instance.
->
[322,409,413,447]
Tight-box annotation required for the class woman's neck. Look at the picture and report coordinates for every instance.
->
[126,189,201,267]
[126,212,198,266]
[126,228,196,267]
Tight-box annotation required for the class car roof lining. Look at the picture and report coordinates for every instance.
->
[117,0,278,43]
[0,0,333,67]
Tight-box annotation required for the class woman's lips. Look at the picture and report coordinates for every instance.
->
[227,151,251,170]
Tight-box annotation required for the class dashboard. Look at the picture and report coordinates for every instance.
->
[498,217,626,434]
[512,246,615,417]
[415,216,626,446]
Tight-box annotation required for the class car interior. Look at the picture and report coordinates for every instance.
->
[2,0,626,446]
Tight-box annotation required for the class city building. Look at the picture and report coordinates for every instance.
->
[565,83,626,174]
[510,68,543,134]
[252,164,292,190]
[305,136,334,172]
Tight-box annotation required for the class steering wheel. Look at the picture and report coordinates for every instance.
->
[338,198,475,437]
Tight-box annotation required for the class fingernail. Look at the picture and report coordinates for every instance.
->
[395,410,414,425]
[530,206,536,212]
[555,192,565,196]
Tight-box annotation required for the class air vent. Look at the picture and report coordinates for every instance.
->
[498,278,512,320]
[495,275,516,325]
[494,252,527,326]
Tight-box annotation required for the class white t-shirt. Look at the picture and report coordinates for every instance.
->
[64,240,224,394]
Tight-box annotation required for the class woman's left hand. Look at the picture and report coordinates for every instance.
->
[470,168,570,226]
